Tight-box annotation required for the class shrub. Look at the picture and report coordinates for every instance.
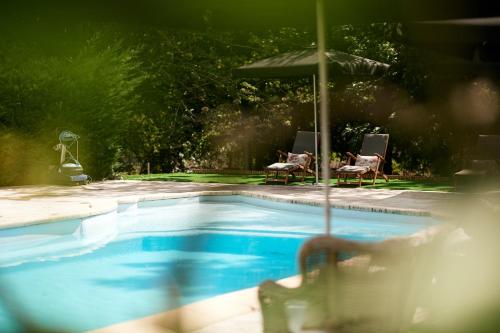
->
[0,35,144,184]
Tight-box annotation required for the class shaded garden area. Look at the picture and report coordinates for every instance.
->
[1,5,500,186]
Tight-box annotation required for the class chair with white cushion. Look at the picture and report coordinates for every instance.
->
[265,131,318,185]
[335,134,389,186]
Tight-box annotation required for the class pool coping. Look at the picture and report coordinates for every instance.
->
[120,190,436,216]
[0,188,442,231]
[89,275,301,333]
[0,201,118,230]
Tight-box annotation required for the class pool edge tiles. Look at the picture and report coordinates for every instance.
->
[130,190,434,217]
[0,188,437,232]
[115,187,434,217]
[137,194,435,225]
[228,192,428,217]
[237,190,433,217]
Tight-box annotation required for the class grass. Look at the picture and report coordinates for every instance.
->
[124,173,454,192]
[126,173,267,185]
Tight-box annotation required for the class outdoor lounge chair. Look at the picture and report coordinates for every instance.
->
[265,131,318,185]
[454,135,500,189]
[258,234,442,333]
[334,133,389,186]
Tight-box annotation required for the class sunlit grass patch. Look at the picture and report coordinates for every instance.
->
[124,173,453,191]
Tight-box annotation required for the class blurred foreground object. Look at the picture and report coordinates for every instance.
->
[259,197,500,333]
[420,196,500,333]
[454,135,500,190]
[258,231,445,332]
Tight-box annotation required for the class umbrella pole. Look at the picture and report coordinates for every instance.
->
[316,0,331,235]
[313,74,319,185]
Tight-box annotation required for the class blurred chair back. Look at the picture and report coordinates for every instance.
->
[360,133,389,157]
[475,135,500,160]
[291,131,319,155]
[259,234,442,333]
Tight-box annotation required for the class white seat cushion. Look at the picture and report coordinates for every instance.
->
[337,165,370,174]
[266,163,299,171]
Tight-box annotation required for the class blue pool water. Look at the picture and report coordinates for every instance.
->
[0,195,437,332]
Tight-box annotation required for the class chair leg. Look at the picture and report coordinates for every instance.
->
[358,175,362,187]
[382,173,389,182]
[285,173,289,185]
[265,171,269,184]
[372,172,377,185]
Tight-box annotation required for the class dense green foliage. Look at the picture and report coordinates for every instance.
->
[1,22,498,185]
[0,33,144,184]
[120,28,317,173]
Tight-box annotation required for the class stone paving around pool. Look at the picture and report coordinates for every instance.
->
[0,180,461,230]
[0,180,487,333]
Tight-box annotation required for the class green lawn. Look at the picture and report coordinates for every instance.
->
[124,173,454,192]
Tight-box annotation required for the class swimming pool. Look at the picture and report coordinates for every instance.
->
[0,195,437,332]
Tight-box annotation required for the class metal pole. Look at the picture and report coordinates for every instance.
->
[312,74,319,185]
[316,0,331,235]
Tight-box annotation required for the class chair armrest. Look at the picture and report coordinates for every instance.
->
[346,152,356,163]
[277,150,287,157]
[346,152,356,159]
[277,150,287,162]
[300,152,314,170]
[374,153,386,163]
[304,151,315,160]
